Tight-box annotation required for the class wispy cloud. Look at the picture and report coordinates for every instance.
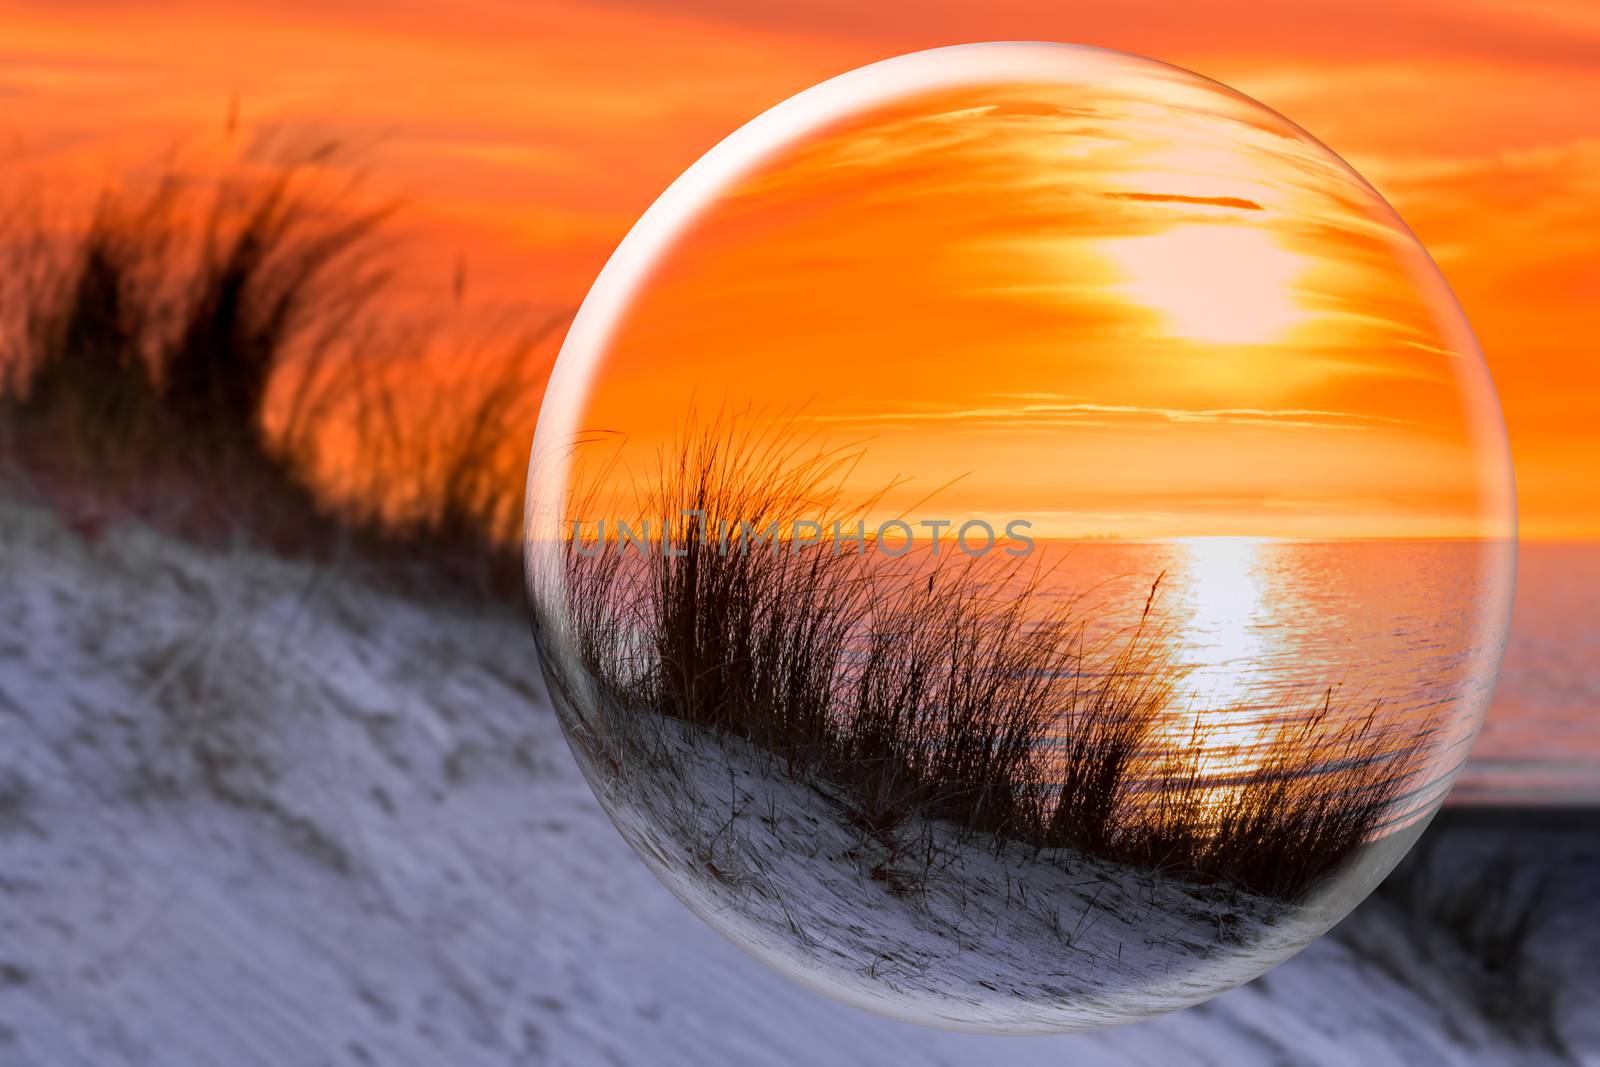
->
[819,398,1425,432]
[1101,192,1264,211]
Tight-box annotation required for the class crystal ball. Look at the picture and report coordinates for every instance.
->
[524,43,1515,1032]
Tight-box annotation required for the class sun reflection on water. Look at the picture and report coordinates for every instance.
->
[1163,537,1284,786]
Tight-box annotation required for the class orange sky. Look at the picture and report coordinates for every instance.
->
[1,0,1594,536]
[550,52,1511,540]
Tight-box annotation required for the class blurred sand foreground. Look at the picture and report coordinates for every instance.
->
[0,502,1593,1066]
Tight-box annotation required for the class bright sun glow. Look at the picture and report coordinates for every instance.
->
[567,76,1510,542]
[1102,224,1309,345]
[1167,537,1281,785]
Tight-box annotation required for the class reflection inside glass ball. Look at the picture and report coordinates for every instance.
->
[525,43,1515,1033]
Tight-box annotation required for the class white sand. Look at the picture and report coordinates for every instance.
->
[0,501,1587,1065]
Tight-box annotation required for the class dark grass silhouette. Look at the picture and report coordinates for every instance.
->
[834,560,1078,842]
[540,412,1090,850]
[1041,581,1179,858]
[0,148,544,597]
[4,190,177,483]
[1120,696,1439,900]
[537,414,1441,902]
[1340,838,1567,1054]
[329,319,554,595]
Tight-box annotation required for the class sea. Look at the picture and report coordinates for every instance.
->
[543,532,1597,809]
[1468,543,1600,806]
[1009,538,1595,809]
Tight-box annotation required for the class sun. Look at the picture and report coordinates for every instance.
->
[1101,223,1309,346]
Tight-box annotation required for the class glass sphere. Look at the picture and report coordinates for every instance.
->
[524,43,1515,1033]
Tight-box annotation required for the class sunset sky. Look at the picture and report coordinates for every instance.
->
[1,0,1593,537]
[554,51,1510,540]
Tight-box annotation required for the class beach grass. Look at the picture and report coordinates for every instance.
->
[1365,840,1565,1051]
[539,414,1440,903]
[0,147,542,597]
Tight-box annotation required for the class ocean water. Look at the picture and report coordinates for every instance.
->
[545,534,1594,808]
[1463,543,1600,805]
[1004,539,1515,815]
[1011,538,1600,809]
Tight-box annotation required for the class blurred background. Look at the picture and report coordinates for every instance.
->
[0,2,1594,1064]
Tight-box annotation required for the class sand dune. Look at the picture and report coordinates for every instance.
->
[0,501,1591,1065]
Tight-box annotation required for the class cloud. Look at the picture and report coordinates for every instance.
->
[1101,192,1264,211]
[578,0,1600,72]
[817,399,1424,433]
